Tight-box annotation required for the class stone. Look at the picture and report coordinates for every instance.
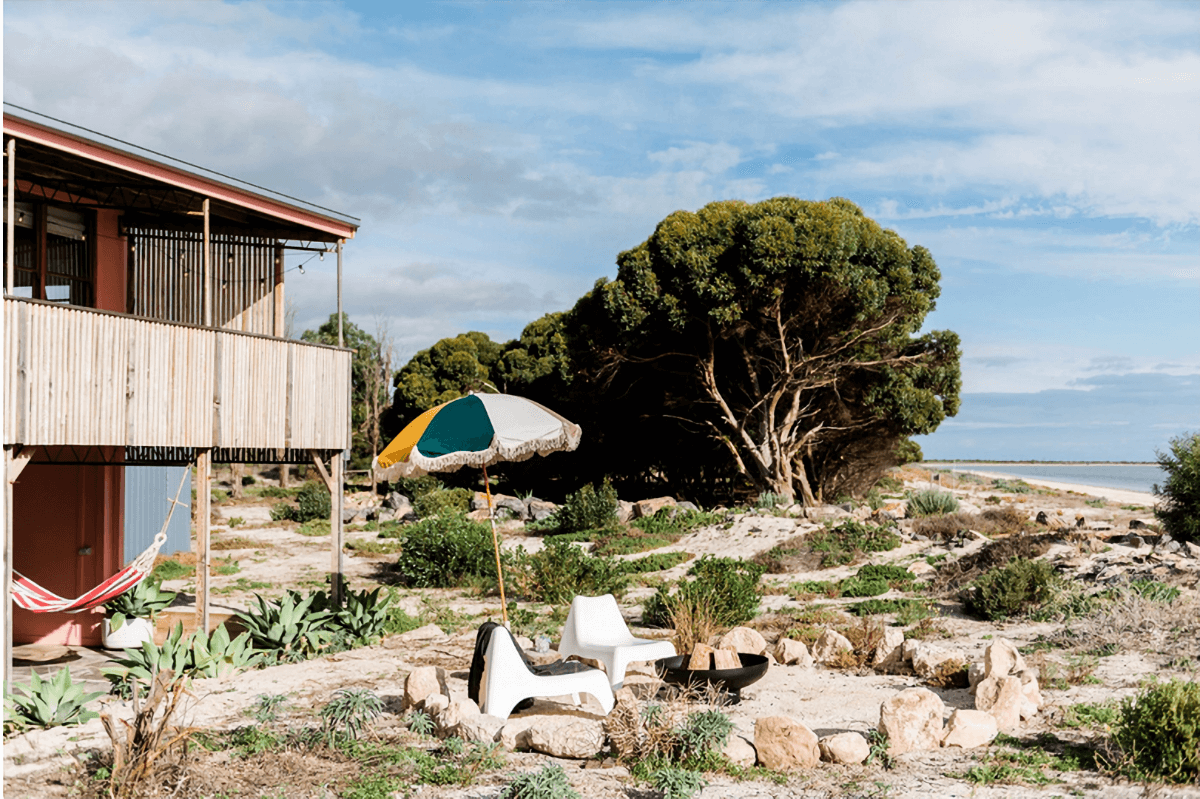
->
[775,638,813,667]
[494,494,530,521]
[983,639,1025,679]
[718,626,768,656]
[812,628,853,664]
[423,693,449,719]
[901,639,921,663]
[967,661,987,691]
[818,732,870,765]
[911,643,966,680]
[754,716,820,770]
[878,688,946,756]
[342,507,359,524]
[1186,542,1200,559]
[677,501,700,512]
[723,733,757,767]
[395,623,446,642]
[616,500,635,524]
[404,666,449,710]
[974,676,1023,733]
[526,717,606,759]
[634,496,677,518]
[433,698,473,736]
[527,499,558,521]
[1125,534,1145,548]
[942,709,998,748]
[385,491,411,511]
[907,560,936,577]
[872,627,906,668]
[1129,518,1153,530]
[457,711,505,744]
[1020,676,1043,719]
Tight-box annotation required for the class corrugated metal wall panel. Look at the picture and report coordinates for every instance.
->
[123,466,191,563]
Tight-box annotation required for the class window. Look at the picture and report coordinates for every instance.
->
[8,202,94,306]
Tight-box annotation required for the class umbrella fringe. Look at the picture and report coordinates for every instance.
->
[373,426,582,480]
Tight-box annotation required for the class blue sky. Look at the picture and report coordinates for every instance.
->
[4,0,1198,461]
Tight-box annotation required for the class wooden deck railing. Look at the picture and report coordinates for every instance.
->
[4,297,350,450]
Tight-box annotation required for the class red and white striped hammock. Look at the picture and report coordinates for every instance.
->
[10,471,188,614]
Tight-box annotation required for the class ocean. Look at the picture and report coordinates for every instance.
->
[926,462,1166,495]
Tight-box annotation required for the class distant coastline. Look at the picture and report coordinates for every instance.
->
[922,461,1165,495]
[924,460,1157,465]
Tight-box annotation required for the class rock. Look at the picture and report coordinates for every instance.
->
[1020,676,1043,719]
[754,716,820,770]
[527,499,558,521]
[342,507,359,524]
[1159,540,1182,554]
[968,661,987,691]
[526,717,606,759]
[974,676,1023,733]
[775,638,814,667]
[1125,534,1145,548]
[872,627,906,668]
[901,639,921,663]
[911,643,966,680]
[677,501,700,513]
[1129,518,1154,530]
[942,709,998,748]
[404,666,449,710]
[377,507,397,523]
[809,504,853,523]
[818,732,870,765]
[385,491,411,511]
[1186,542,1200,559]
[432,698,473,736]
[878,688,946,755]
[494,494,530,521]
[514,635,535,651]
[983,639,1026,679]
[812,628,854,664]
[423,693,450,719]
[395,623,446,642]
[457,711,505,743]
[907,560,936,577]
[723,733,757,767]
[634,496,677,518]
[718,626,768,656]
[616,500,635,524]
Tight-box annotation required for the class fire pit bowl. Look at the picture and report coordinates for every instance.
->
[654,653,769,703]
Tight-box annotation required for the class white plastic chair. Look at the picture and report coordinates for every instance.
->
[558,593,677,688]
[480,624,615,720]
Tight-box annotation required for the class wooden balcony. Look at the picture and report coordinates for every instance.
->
[4,297,350,451]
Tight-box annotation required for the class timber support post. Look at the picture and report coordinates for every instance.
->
[195,450,211,635]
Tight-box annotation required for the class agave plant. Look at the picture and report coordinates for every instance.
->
[102,580,176,631]
[333,587,393,645]
[5,666,103,730]
[189,624,261,679]
[102,624,193,695]
[235,591,335,657]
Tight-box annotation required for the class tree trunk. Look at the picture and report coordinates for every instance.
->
[280,464,291,488]
[230,463,244,499]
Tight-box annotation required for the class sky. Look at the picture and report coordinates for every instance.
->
[4,0,1198,462]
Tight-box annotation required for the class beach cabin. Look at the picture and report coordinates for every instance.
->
[1,110,359,679]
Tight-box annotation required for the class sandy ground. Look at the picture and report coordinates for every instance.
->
[5,466,1198,799]
[952,470,1157,509]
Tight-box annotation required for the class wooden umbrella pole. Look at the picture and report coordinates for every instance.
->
[483,463,508,627]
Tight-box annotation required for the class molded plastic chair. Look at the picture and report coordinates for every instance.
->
[558,593,677,688]
[480,624,615,720]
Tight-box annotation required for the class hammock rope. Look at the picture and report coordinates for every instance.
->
[11,470,190,613]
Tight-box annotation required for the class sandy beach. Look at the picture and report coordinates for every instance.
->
[951,469,1157,508]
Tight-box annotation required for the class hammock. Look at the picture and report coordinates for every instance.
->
[11,471,189,613]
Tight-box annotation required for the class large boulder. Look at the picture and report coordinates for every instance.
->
[812,628,854,664]
[911,643,967,680]
[873,627,906,668]
[634,497,677,518]
[718,627,768,656]
[878,688,946,755]
[942,709,998,749]
[527,499,558,522]
[983,639,1026,679]
[818,732,870,765]
[403,666,449,710]
[754,716,820,770]
[775,638,814,668]
[526,717,606,759]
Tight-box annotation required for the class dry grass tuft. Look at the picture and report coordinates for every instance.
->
[100,669,194,798]
[931,533,1056,595]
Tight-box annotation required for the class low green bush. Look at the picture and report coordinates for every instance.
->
[838,575,889,598]
[414,487,473,518]
[643,555,765,628]
[806,520,901,567]
[4,667,102,731]
[991,478,1033,494]
[906,489,960,517]
[499,763,580,799]
[631,508,721,537]
[556,479,619,534]
[394,513,496,587]
[510,539,629,605]
[1111,679,1200,783]
[295,481,331,523]
[621,551,691,574]
[270,501,296,522]
[964,558,1058,620]
[1154,432,1200,544]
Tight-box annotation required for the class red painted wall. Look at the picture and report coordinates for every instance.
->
[93,209,126,313]
[12,453,124,646]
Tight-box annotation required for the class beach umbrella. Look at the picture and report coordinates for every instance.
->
[374,392,582,625]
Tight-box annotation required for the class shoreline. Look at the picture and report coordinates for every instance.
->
[952,469,1157,507]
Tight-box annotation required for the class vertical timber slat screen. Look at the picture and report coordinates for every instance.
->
[3,298,349,451]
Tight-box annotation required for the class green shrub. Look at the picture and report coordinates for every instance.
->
[854,563,915,586]
[394,514,495,587]
[500,763,579,799]
[1110,679,1200,783]
[413,487,473,518]
[991,478,1033,494]
[906,489,960,517]
[102,624,260,693]
[964,558,1058,620]
[848,597,932,623]
[5,667,102,731]
[556,479,619,533]
[391,474,442,501]
[297,518,331,537]
[510,539,629,605]
[320,688,383,744]
[643,556,765,628]
[270,501,296,522]
[149,557,194,583]
[1154,432,1200,544]
[806,520,901,567]
[838,575,889,598]
[631,508,721,537]
[649,767,706,799]
[295,481,332,523]
[252,485,296,499]
[756,492,788,510]
[621,551,691,574]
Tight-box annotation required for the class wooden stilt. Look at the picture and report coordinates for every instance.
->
[332,453,344,605]
[195,450,211,635]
